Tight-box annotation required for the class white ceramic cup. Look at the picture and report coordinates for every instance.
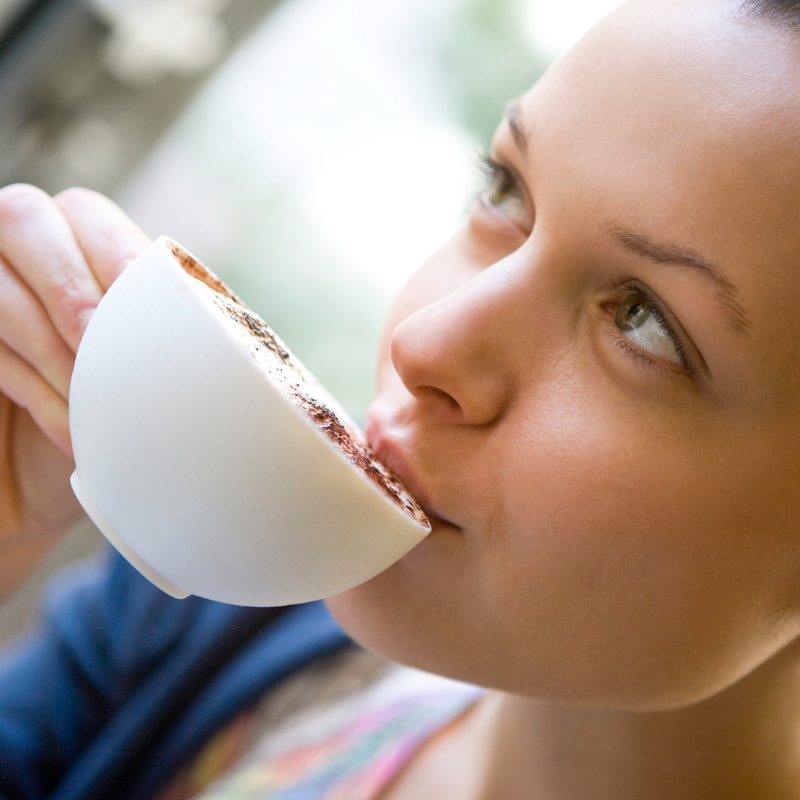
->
[68,236,429,606]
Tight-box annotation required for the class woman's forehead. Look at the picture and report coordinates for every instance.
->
[524,0,800,181]
[484,0,800,404]
[501,0,800,400]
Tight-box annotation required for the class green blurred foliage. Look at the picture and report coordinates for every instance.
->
[431,0,548,146]
[122,0,552,421]
[211,188,386,422]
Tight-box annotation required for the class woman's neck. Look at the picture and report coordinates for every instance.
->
[382,637,800,800]
[476,638,800,800]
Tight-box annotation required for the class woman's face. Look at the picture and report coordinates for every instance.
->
[326,0,800,710]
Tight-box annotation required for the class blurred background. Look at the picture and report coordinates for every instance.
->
[0,0,624,642]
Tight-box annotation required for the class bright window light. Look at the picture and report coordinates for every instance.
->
[524,0,627,60]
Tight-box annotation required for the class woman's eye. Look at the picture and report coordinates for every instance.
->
[615,293,683,366]
[479,153,532,232]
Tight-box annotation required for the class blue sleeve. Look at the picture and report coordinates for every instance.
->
[0,549,257,800]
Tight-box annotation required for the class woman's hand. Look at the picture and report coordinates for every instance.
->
[0,185,150,600]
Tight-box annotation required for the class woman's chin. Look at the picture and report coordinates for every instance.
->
[323,524,479,679]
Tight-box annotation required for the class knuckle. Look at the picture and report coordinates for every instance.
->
[49,273,85,307]
[47,277,73,309]
[0,184,50,226]
[39,326,70,365]
[48,275,94,330]
[53,186,99,213]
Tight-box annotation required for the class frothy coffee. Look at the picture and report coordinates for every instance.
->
[166,241,429,527]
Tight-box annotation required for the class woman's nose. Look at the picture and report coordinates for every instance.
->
[389,267,518,426]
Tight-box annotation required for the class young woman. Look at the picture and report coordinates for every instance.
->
[2,0,800,798]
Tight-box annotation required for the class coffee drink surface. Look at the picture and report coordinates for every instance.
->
[168,242,428,528]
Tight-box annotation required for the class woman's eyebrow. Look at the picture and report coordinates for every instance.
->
[607,223,751,336]
[505,100,529,156]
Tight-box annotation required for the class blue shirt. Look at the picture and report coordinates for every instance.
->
[0,550,352,800]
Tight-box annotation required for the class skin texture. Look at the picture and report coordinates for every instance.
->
[4,0,800,796]
[329,2,800,797]
[0,185,149,600]
[326,0,800,714]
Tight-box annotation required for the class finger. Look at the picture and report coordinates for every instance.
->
[11,406,82,532]
[0,338,71,458]
[0,255,75,400]
[54,187,150,291]
[0,184,103,353]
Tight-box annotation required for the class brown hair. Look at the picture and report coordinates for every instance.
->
[743,0,800,21]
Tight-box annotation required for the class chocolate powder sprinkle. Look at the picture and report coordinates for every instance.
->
[167,240,247,307]
[289,389,427,524]
[171,241,429,528]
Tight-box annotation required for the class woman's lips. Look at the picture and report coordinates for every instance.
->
[368,424,460,531]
